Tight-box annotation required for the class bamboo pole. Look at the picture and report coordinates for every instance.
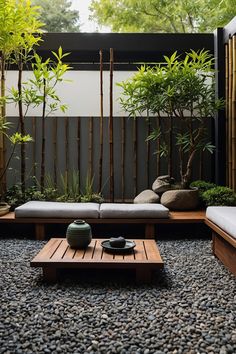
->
[0,55,6,195]
[228,38,233,188]
[109,48,114,201]
[168,117,173,177]
[133,118,137,196]
[156,117,160,176]
[77,117,81,190]
[53,117,57,187]
[146,115,150,187]
[32,117,36,178]
[89,116,93,181]
[98,49,104,193]
[232,36,236,190]
[121,116,125,201]
[225,43,229,186]
[199,151,204,180]
[65,116,69,192]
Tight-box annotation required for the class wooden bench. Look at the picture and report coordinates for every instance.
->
[0,210,206,240]
[205,218,236,276]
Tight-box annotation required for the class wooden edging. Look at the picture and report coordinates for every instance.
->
[205,218,236,248]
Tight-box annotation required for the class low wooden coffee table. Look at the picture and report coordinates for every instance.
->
[30,238,164,283]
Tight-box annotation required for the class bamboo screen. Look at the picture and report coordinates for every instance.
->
[5,116,213,201]
[225,35,236,190]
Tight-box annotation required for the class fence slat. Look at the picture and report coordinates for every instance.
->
[53,117,57,187]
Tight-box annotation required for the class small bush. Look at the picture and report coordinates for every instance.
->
[202,186,236,206]
[190,180,217,197]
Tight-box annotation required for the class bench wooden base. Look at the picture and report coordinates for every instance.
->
[205,219,236,276]
[31,238,164,283]
[0,210,206,240]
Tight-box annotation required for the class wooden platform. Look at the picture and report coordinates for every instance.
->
[30,238,164,282]
[0,210,206,240]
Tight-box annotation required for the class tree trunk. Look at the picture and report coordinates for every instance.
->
[0,54,6,195]
[18,59,26,194]
[181,149,196,189]
[40,79,46,192]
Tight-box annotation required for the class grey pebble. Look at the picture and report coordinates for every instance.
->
[0,237,235,354]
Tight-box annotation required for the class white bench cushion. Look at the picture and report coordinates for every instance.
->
[15,201,100,219]
[100,203,169,218]
[206,206,236,239]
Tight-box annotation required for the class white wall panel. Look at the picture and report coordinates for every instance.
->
[6,70,136,117]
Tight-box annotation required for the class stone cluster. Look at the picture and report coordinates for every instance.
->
[134,175,199,210]
[1,237,235,354]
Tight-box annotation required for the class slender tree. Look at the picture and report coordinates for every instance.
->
[0,0,42,194]
[29,48,70,191]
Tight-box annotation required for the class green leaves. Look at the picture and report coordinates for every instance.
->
[118,49,224,186]
[23,48,70,117]
[90,0,235,33]
[9,132,33,144]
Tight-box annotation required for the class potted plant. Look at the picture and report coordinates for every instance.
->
[118,50,224,209]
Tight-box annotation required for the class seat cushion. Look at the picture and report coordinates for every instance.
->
[15,201,100,219]
[100,203,169,218]
[206,206,236,239]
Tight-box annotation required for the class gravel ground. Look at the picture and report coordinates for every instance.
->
[0,236,236,354]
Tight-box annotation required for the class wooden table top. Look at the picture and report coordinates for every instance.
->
[30,238,164,267]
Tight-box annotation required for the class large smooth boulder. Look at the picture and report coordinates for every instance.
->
[152,175,173,194]
[161,188,199,210]
[134,189,160,204]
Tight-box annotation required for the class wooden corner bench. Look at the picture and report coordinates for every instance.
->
[0,210,206,240]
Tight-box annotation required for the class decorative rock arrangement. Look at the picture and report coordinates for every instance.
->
[152,175,174,194]
[134,189,160,204]
[134,175,199,210]
[160,188,199,210]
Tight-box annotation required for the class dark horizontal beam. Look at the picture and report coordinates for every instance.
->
[36,32,214,63]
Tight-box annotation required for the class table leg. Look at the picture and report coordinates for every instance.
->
[136,268,152,283]
[42,267,57,282]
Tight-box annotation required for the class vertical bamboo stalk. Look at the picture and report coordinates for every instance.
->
[109,48,114,201]
[99,49,104,192]
[65,116,69,192]
[156,117,160,176]
[133,118,137,196]
[121,116,125,201]
[0,55,6,195]
[146,115,150,187]
[89,117,93,180]
[168,117,173,177]
[225,43,229,186]
[77,117,81,190]
[53,117,57,187]
[32,117,36,178]
[199,151,204,180]
[232,36,236,190]
[228,38,233,188]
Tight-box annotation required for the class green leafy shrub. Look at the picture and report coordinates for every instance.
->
[190,180,217,197]
[202,186,236,206]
